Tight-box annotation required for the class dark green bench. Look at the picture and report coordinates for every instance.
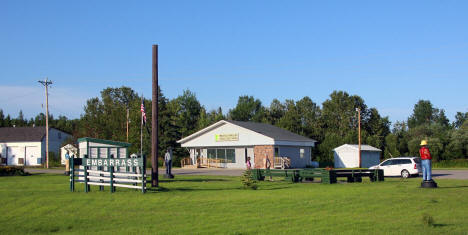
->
[251,168,384,184]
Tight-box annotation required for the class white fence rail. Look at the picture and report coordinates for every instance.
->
[70,155,147,193]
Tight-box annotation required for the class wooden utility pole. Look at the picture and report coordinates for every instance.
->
[140,97,144,159]
[126,108,129,142]
[38,78,52,168]
[151,45,159,187]
[356,108,361,168]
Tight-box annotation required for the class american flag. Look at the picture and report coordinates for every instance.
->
[140,99,147,125]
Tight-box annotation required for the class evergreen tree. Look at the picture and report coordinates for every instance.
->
[228,96,265,122]
[454,112,468,129]
[0,109,4,127]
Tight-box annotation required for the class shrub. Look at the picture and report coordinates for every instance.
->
[0,166,27,176]
[433,159,468,168]
[240,170,257,190]
[319,160,334,168]
[422,213,435,227]
[48,152,62,167]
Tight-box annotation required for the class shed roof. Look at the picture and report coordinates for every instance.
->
[0,127,59,142]
[177,120,316,144]
[333,144,381,152]
[61,144,78,150]
[78,137,131,147]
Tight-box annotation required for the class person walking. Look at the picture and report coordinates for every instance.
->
[419,140,432,181]
[164,147,173,178]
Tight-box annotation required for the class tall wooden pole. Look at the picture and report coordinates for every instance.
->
[357,108,361,168]
[151,45,159,187]
[141,97,143,158]
[38,78,52,169]
[126,108,129,142]
[45,82,49,168]
[38,78,52,168]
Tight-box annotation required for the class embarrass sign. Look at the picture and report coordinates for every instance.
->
[84,158,143,167]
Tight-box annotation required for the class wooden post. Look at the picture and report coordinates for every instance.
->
[99,148,104,191]
[142,155,146,193]
[84,154,89,193]
[126,108,129,142]
[356,108,361,168]
[110,154,114,193]
[151,45,159,187]
[70,155,74,192]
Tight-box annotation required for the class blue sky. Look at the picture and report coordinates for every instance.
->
[1,0,467,123]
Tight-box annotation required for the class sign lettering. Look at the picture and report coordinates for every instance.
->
[215,133,239,142]
[84,158,143,167]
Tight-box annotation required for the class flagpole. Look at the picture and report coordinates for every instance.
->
[141,96,143,157]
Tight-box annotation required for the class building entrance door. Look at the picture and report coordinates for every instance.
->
[245,147,254,168]
[25,146,39,166]
[195,149,202,166]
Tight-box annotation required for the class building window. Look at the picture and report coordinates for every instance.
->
[207,149,216,159]
[226,149,235,163]
[275,147,279,158]
[207,148,236,163]
[300,148,305,158]
[217,149,226,161]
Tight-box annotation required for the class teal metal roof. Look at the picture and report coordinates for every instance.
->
[77,137,131,147]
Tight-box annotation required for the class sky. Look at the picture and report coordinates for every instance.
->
[1,0,467,124]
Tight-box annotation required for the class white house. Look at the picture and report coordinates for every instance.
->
[0,127,71,166]
[177,120,317,169]
[333,144,381,168]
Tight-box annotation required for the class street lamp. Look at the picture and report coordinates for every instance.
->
[356,108,361,168]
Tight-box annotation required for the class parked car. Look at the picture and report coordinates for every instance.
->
[369,157,421,178]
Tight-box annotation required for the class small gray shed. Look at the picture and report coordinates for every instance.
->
[333,144,381,168]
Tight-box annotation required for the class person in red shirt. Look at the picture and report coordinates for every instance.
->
[419,140,432,181]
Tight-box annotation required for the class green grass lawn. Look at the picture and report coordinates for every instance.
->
[1,174,467,234]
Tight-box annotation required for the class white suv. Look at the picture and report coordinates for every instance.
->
[369,157,421,178]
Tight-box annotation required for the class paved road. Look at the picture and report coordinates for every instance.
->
[24,168,468,179]
[431,170,468,179]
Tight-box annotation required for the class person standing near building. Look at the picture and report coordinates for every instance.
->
[419,140,432,181]
[264,156,272,181]
[246,157,252,170]
[164,147,173,178]
[64,150,70,175]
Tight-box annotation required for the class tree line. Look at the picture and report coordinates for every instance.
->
[1,86,467,166]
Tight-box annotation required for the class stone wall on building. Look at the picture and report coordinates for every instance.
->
[253,145,274,169]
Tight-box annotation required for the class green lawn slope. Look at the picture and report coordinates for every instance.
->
[1,174,467,234]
